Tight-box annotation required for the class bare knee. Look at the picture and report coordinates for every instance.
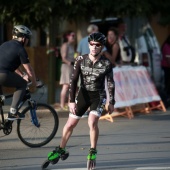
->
[88,119,98,130]
[65,120,78,131]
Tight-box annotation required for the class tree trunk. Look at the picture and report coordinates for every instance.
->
[47,20,58,104]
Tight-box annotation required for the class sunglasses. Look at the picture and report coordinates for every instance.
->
[89,42,102,47]
[70,34,75,37]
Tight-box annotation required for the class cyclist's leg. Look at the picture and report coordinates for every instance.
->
[0,73,8,84]
[3,72,27,117]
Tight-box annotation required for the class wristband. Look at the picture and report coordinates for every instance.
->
[22,72,26,78]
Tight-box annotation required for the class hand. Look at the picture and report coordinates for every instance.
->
[23,75,29,81]
[69,102,76,115]
[22,73,29,82]
[108,104,114,114]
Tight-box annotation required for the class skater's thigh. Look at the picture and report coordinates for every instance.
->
[66,116,80,127]
[89,94,106,117]
[75,88,90,117]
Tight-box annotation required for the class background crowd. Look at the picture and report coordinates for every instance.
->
[55,18,170,112]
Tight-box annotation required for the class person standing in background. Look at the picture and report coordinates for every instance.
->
[105,27,121,114]
[117,18,136,64]
[161,35,170,99]
[106,27,122,67]
[59,30,75,110]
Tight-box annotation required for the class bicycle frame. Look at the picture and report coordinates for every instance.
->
[19,89,40,127]
[28,99,40,127]
[0,80,59,147]
[0,88,40,131]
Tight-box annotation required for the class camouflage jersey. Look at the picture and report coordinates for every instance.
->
[69,54,115,105]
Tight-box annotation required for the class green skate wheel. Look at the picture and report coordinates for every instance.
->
[61,152,69,160]
[41,159,50,169]
[87,159,96,170]
[51,157,59,165]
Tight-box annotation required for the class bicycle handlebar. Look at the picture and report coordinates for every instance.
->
[27,79,44,89]
[36,79,44,88]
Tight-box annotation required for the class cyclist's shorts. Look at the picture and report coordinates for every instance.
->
[69,88,106,119]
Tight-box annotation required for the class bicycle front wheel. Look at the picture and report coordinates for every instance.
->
[17,103,59,147]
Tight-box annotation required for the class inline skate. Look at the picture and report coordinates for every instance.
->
[41,146,69,169]
[87,148,97,170]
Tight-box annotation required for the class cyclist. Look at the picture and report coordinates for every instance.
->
[46,32,115,166]
[0,25,37,120]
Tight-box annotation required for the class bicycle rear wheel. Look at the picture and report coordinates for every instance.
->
[17,103,59,147]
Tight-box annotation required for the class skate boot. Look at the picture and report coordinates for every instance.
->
[87,148,97,170]
[41,146,69,169]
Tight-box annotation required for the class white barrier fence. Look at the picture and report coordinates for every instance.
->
[102,66,165,122]
[113,66,160,108]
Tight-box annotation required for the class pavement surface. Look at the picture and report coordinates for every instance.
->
[0,88,170,170]
[0,109,170,170]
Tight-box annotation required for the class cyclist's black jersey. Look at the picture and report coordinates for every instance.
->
[69,54,115,105]
[0,40,30,73]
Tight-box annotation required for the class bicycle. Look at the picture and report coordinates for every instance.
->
[0,80,59,148]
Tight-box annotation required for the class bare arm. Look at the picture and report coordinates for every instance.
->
[15,67,23,77]
[102,51,113,65]
[103,43,120,66]
[111,43,120,64]
[22,63,37,86]
[15,67,29,81]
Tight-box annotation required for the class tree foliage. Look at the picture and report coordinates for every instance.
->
[0,0,170,29]
[0,0,52,28]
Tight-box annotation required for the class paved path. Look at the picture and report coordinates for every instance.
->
[0,109,170,170]
[1,88,170,169]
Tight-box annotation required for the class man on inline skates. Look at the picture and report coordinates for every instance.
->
[43,32,115,169]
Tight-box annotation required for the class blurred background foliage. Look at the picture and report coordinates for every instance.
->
[0,0,170,29]
[0,0,170,103]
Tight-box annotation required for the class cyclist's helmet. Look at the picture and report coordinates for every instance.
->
[12,25,32,39]
[88,32,106,45]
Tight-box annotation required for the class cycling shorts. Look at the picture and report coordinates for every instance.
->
[69,88,106,119]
